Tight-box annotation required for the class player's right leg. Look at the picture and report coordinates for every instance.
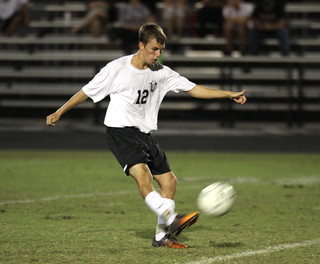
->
[130,165,199,247]
[165,211,200,237]
[129,163,155,198]
[152,172,199,244]
[131,166,199,232]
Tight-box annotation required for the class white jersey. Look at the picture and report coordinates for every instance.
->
[82,55,195,133]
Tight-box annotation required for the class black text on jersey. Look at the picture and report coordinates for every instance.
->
[136,89,149,104]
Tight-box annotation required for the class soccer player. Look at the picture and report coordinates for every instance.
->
[46,23,246,248]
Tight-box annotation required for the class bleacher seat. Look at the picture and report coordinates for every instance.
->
[1,0,320,128]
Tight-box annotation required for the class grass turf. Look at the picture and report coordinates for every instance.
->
[0,151,319,264]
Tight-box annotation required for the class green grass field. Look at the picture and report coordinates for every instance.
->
[1,151,319,264]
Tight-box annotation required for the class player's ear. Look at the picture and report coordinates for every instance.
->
[138,41,145,51]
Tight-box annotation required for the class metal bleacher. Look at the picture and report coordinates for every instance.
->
[1,1,320,129]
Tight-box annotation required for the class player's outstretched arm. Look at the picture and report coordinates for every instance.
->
[46,90,88,126]
[187,85,246,104]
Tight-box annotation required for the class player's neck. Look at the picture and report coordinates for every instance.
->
[131,53,149,70]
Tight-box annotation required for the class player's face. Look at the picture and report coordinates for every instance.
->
[139,38,165,65]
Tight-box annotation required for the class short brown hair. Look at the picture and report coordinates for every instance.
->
[138,23,167,45]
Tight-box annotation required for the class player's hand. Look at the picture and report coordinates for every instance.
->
[230,90,247,104]
[46,112,61,126]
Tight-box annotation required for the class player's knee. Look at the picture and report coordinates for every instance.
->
[130,164,153,185]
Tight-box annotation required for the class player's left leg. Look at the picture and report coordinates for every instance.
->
[152,172,199,248]
[153,171,177,199]
[153,172,177,242]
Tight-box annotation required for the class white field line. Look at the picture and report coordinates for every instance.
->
[182,176,320,185]
[1,176,319,206]
[185,238,320,264]
[0,183,203,205]
[0,190,133,205]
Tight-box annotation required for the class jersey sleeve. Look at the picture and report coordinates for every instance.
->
[82,62,119,103]
[164,67,196,93]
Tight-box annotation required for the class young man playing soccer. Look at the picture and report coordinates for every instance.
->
[46,23,246,248]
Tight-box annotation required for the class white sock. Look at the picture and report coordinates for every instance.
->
[159,198,175,225]
[155,230,166,241]
[166,213,177,226]
[164,198,175,211]
[145,191,177,225]
[155,198,176,241]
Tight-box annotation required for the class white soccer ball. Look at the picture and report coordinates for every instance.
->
[197,182,236,217]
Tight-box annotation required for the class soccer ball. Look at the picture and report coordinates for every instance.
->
[197,182,236,217]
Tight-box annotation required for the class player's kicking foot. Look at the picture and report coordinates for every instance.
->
[152,234,187,249]
[166,211,200,237]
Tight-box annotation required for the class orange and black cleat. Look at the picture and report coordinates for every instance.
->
[152,234,187,249]
[166,211,200,236]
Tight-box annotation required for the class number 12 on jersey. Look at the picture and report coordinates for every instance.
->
[136,89,149,104]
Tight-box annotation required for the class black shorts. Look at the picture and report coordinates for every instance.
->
[106,127,171,176]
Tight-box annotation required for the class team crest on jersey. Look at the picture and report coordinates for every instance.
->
[150,81,157,92]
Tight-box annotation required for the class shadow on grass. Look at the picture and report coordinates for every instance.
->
[209,241,244,248]
[134,228,155,240]
[134,228,189,241]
